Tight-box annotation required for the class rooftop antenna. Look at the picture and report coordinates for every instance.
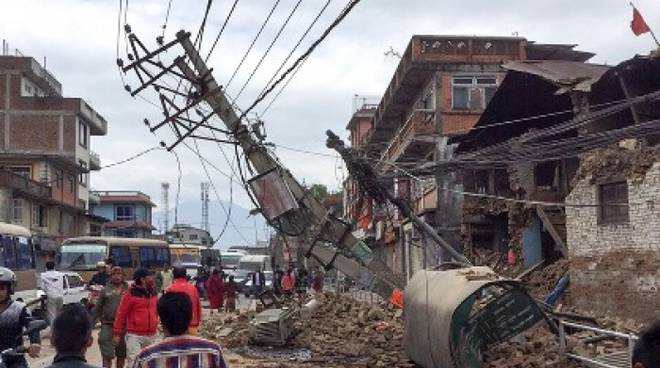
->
[161,182,170,234]
[201,182,210,233]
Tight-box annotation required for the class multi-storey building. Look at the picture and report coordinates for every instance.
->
[90,191,156,238]
[344,35,594,280]
[0,54,108,248]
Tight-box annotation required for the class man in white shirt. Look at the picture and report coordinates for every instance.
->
[39,261,64,325]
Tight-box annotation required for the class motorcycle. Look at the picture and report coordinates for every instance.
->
[0,319,48,368]
[85,284,104,313]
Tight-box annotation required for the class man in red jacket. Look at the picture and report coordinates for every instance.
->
[166,267,201,335]
[112,268,158,368]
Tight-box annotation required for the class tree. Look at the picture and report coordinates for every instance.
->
[309,183,328,199]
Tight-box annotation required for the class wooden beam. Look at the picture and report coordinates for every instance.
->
[536,205,568,258]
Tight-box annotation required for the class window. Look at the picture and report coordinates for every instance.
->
[79,161,87,187]
[67,176,75,194]
[78,121,88,148]
[8,166,31,178]
[16,239,34,270]
[12,199,23,223]
[66,274,84,288]
[189,234,199,241]
[452,76,497,111]
[139,247,169,268]
[115,229,135,238]
[55,171,62,188]
[115,205,134,221]
[598,182,629,224]
[0,237,17,268]
[31,204,48,227]
[110,246,132,267]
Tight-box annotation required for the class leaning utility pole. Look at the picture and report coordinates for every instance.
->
[326,130,472,266]
[119,29,404,298]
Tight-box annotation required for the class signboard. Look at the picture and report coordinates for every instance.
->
[248,169,299,221]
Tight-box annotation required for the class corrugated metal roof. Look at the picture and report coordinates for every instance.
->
[503,60,610,93]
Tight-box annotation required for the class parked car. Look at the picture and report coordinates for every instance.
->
[243,271,273,297]
[16,271,88,319]
[229,269,251,292]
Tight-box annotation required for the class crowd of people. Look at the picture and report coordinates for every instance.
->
[4,262,660,368]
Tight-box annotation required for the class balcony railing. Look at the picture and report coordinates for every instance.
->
[0,169,51,199]
[380,110,436,168]
[89,151,101,170]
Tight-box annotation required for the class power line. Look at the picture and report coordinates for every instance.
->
[255,0,332,100]
[241,0,361,117]
[232,0,304,101]
[101,146,164,169]
[225,0,282,89]
[194,0,214,48]
[159,0,174,43]
[205,0,240,62]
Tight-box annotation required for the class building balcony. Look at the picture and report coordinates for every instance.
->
[79,100,108,136]
[369,35,527,147]
[0,169,51,200]
[89,151,101,170]
[378,110,438,171]
[88,190,100,205]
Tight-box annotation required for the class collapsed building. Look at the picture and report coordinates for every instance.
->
[343,35,596,281]
[343,34,660,322]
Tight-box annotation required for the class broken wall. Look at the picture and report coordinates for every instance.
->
[566,161,660,321]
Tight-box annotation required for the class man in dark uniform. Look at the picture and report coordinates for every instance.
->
[0,267,41,368]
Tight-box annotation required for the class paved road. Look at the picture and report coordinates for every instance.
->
[27,296,257,368]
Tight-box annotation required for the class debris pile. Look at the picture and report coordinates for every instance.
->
[485,325,584,368]
[573,143,660,184]
[291,293,413,367]
[523,259,569,299]
[199,312,252,348]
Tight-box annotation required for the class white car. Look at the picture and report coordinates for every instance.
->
[15,271,88,318]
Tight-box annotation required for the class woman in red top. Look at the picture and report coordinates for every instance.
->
[281,269,296,295]
[206,269,224,313]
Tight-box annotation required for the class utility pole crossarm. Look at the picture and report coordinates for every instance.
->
[164,30,404,298]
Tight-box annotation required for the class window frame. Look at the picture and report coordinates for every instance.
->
[115,205,135,221]
[451,75,498,111]
[597,181,629,225]
[79,161,88,187]
[109,245,132,267]
[12,198,24,223]
[78,120,88,148]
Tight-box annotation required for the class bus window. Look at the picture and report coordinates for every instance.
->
[155,247,170,267]
[0,236,17,268]
[59,244,107,271]
[139,248,156,268]
[110,246,132,267]
[15,240,34,270]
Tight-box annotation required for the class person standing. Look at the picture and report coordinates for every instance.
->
[155,266,173,293]
[131,292,227,368]
[92,266,128,368]
[45,304,99,368]
[273,266,284,295]
[206,269,224,314]
[295,267,308,295]
[312,269,324,294]
[112,268,158,368]
[0,267,41,368]
[165,267,201,335]
[251,270,265,298]
[224,276,238,313]
[281,269,295,295]
[88,262,110,287]
[39,261,64,326]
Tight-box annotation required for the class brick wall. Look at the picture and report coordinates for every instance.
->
[565,162,660,321]
[9,113,60,151]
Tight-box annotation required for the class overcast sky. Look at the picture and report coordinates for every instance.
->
[2,0,659,241]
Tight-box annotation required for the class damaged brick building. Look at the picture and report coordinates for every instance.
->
[452,52,660,321]
[343,35,598,281]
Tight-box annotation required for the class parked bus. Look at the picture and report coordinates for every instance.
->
[58,237,170,281]
[170,243,203,278]
[0,223,36,293]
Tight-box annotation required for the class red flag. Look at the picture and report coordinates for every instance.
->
[631,7,651,36]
